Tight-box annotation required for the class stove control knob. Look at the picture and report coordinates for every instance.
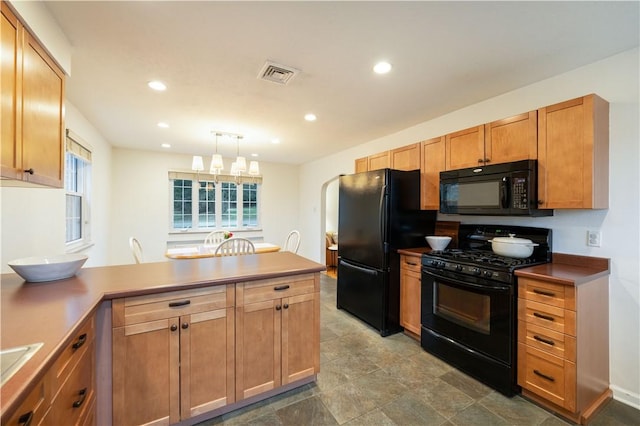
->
[455,265,463,272]
[437,261,446,269]
[483,270,493,278]
[471,267,481,275]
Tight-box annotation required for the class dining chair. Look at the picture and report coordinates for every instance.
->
[214,237,256,256]
[129,237,143,264]
[204,230,226,246]
[283,230,301,253]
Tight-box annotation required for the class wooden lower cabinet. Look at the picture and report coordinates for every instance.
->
[399,254,422,339]
[112,285,235,425]
[517,267,610,425]
[236,274,320,401]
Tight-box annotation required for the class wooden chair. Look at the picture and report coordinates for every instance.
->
[129,237,143,264]
[283,230,301,253]
[204,230,226,246]
[214,237,255,256]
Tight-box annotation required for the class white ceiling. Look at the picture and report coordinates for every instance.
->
[45,1,639,165]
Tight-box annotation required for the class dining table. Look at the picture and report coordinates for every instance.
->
[165,242,281,259]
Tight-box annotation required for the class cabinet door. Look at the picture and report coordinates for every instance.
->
[236,299,281,401]
[400,260,422,338]
[1,3,22,180]
[354,157,368,173]
[537,94,609,209]
[281,292,319,384]
[390,143,420,171]
[112,319,179,426]
[368,151,390,171]
[485,111,537,165]
[21,31,65,187]
[421,136,445,210]
[445,125,485,170]
[181,307,235,419]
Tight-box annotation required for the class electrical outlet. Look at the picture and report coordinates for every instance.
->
[587,230,601,247]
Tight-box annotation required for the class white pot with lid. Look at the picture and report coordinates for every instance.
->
[489,234,539,258]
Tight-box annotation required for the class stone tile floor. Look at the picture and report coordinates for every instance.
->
[200,273,639,425]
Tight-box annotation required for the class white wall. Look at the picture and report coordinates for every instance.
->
[325,178,339,234]
[298,48,640,407]
[108,148,300,265]
[1,100,113,271]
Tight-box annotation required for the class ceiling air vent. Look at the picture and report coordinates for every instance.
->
[258,61,300,85]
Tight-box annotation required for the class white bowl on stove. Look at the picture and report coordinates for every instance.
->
[425,236,452,251]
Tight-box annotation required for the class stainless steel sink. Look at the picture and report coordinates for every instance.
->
[1,343,43,386]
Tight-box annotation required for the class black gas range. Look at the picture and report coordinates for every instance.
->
[420,224,552,396]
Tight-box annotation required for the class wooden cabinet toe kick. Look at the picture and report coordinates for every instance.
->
[522,387,612,425]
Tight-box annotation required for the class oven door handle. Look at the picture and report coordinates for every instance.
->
[422,269,511,292]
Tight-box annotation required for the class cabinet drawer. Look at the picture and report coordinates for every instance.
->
[401,255,422,273]
[517,343,576,411]
[50,316,94,396]
[43,343,95,426]
[4,375,49,426]
[238,275,317,305]
[115,285,233,326]
[519,278,575,310]
[518,299,576,336]
[518,321,576,362]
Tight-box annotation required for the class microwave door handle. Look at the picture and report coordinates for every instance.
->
[501,177,510,209]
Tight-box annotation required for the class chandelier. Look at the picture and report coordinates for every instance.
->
[192,131,260,180]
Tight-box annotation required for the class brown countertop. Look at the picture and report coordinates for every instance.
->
[515,252,610,285]
[0,252,324,421]
[397,247,431,257]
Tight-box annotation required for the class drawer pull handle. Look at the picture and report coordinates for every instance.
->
[24,168,34,175]
[274,285,290,291]
[171,324,178,331]
[406,262,418,266]
[18,411,33,426]
[72,388,88,408]
[283,303,289,309]
[169,300,191,307]
[72,333,87,350]
[275,304,282,311]
[533,312,555,322]
[533,370,555,382]
[533,289,556,297]
[533,335,555,346]
[182,322,189,329]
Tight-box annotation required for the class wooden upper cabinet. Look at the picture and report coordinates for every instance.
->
[390,143,421,171]
[354,157,368,173]
[445,125,485,170]
[485,111,537,165]
[537,94,609,209]
[0,1,65,188]
[421,136,445,210]
[368,151,391,171]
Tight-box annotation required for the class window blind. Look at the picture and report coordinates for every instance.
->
[65,129,92,162]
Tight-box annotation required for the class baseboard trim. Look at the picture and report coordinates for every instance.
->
[611,384,640,410]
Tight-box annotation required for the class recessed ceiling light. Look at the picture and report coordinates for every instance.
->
[161,143,171,148]
[157,122,169,128]
[148,80,167,91]
[373,61,392,74]
[304,113,317,122]
[251,153,259,158]
[271,138,281,144]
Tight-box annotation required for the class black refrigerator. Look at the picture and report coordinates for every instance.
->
[337,168,437,336]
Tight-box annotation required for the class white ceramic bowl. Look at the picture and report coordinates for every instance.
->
[425,236,452,251]
[8,254,88,282]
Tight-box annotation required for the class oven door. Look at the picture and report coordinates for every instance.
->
[421,268,514,364]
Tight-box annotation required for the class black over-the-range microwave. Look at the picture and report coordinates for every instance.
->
[439,159,553,216]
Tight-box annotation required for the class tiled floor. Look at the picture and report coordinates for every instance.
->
[200,273,639,425]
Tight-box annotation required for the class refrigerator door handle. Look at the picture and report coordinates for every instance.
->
[340,259,378,275]
[379,184,388,252]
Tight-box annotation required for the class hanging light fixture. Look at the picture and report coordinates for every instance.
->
[209,132,224,174]
[191,155,204,185]
[235,135,247,174]
[248,160,260,175]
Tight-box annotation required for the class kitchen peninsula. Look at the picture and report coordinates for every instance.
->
[0,252,324,425]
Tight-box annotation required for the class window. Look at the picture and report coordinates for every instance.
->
[169,172,261,231]
[65,130,92,249]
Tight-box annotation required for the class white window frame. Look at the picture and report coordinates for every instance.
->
[168,171,262,233]
[65,129,93,252]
